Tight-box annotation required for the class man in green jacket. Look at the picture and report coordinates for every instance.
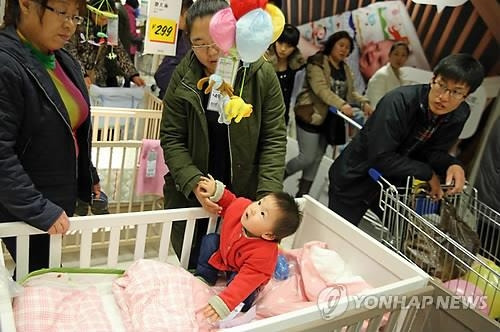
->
[160,0,287,268]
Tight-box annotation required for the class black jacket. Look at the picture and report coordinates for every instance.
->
[0,26,94,230]
[330,84,469,199]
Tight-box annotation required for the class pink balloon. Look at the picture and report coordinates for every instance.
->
[209,8,237,54]
[443,279,489,315]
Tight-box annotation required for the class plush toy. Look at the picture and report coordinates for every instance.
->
[224,96,253,123]
[196,74,253,124]
[197,74,234,97]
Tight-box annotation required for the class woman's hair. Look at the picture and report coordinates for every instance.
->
[433,53,485,94]
[185,0,228,36]
[276,24,300,47]
[322,30,354,56]
[389,41,410,55]
[3,0,86,27]
[270,192,302,241]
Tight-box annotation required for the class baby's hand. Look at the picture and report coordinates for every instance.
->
[198,174,216,196]
[203,303,221,323]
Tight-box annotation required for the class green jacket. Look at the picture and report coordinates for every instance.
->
[161,51,287,208]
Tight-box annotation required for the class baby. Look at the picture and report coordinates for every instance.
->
[196,175,301,322]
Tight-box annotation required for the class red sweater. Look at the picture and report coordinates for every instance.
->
[208,189,278,311]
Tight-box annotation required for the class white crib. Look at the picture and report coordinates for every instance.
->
[0,196,432,332]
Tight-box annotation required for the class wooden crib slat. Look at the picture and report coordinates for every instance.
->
[133,224,148,261]
[16,236,30,280]
[180,219,196,269]
[452,10,478,53]
[107,227,121,267]
[79,230,93,267]
[48,235,62,268]
[158,221,173,262]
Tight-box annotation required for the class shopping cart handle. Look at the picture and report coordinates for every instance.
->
[368,168,382,182]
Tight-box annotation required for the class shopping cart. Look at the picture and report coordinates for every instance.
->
[369,169,500,320]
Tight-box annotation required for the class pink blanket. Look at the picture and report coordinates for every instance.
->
[112,259,216,331]
[13,286,113,332]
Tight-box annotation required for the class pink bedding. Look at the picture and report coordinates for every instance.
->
[12,241,372,331]
[13,286,113,332]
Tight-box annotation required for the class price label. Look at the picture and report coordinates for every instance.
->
[149,17,177,44]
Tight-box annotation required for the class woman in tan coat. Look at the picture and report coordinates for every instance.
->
[285,31,373,197]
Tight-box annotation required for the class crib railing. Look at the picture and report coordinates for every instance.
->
[91,107,162,142]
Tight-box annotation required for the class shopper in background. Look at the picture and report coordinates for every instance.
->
[365,41,410,107]
[66,0,145,87]
[285,31,371,197]
[266,23,305,126]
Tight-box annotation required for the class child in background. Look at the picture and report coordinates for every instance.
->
[266,24,305,125]
[195,175,301,322]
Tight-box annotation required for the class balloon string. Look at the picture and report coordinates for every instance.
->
[239,67,247,98]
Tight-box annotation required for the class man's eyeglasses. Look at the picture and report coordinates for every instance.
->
[431,79,467,100]
[40,3,84,25]
[191,42,219,53]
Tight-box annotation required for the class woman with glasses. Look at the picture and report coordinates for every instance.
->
[65,0,145,88]
[0,0,100,274]
[160,0,286,269]
[327,53,484,227]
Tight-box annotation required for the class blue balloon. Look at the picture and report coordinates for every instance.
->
[235,8,273,64]
[273,254,289,280]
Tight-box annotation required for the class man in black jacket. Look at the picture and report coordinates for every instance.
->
[328,54,484,226]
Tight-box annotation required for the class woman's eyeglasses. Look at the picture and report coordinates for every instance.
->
[39,3,85,25]
[191,43,219,53]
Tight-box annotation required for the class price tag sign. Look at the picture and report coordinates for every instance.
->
[144,0,182,56]
[149,17,177,44]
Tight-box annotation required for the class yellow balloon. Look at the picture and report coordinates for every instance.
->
[265,3,285,43]
[464,257,500,319]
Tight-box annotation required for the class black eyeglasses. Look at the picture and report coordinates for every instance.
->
[39,2,85,25]
[430,79,468,100]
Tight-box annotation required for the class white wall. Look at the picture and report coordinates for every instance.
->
[0,0,5,26]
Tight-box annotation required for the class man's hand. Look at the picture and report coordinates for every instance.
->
[203,303,221,323]
[47,211,70,235]
[193,183,221,214]
[428,172,444,201]
[340,103,354,117]
[446,164,465,195]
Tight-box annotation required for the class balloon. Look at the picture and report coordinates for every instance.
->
[443,279,489,315]
[265,3,285,43]
[209,8,237,54]
[235,9,273,64]
[464,257,500,319]
[230,0,268,20]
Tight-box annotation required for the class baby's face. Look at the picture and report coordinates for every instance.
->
[241,195,280,240]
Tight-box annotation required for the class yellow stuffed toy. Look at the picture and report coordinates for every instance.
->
[224,96,253,123]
